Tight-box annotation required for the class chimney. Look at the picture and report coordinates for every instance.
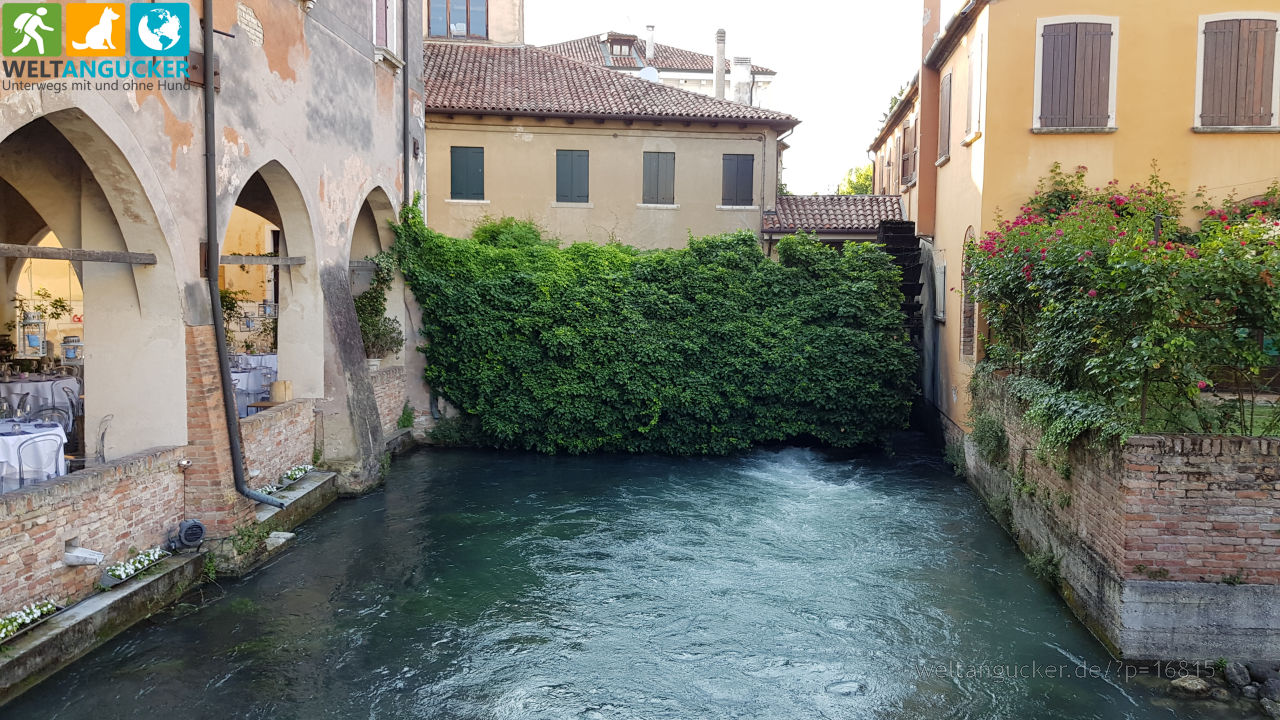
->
[714,29,726,99]
[646,25,655,61]
[732,57,752,105]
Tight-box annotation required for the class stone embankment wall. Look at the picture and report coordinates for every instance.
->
[961,381,1280,662]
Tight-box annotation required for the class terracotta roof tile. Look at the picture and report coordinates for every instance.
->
[763,196,903,234]
[541,33,776,74]
[424,42,798,127]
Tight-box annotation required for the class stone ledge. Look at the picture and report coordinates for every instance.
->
[253,471,337,528]
[0,553,204,707]
[1,446,185,518]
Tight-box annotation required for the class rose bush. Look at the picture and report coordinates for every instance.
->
[967,164,1280,447]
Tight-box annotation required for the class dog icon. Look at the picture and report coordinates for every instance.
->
[72,6,120,51]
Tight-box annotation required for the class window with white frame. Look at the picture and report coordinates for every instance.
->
[1196,13,1279,129]
[1032,16,1119,129]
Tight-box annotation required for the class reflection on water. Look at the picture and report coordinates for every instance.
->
[8,447,1258,719]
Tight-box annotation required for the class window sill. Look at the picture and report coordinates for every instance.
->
[960,130,982,147]
[374,47,404,71]
[903,177,918,190]
[637,203,680,210]
[446,198,489,205]
[1192,125,1280,134]
[933,314,947,324]
[716,205,759,211]
[551,201,593,208]
[935,155,951,168]
[1031,126,1118,134]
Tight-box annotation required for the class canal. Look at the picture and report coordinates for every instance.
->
[9,447,1247,718]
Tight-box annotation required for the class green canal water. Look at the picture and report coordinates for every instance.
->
[8,447,1254,719]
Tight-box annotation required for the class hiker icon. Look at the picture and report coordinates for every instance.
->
[11,7,54,55]
[73,6,120,51]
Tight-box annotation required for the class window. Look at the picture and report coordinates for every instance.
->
[965,35,984,138]
[901,121,917,184]
[373,0,396,52]
[1035,19,1116,129]
[1199,17,1278,127]
[450,146,484,200]
[642,152,675,205]
[933,259,947,322]
[938,73,953,160]
[722,154,755,207]
[611,42,631,56]
[428,0,487,39]
[556,150,590,204]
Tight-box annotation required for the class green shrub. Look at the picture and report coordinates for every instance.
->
[967,164,1280,444]
[943,443,966,477]
[391,198,918,455]
[970,413,1008,464]
[397,403,414,429]
[1027,550,1060,585]
[354,254,405,359]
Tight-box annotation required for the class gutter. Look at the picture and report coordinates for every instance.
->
[429,109,799,133]
[402,0,411,205]
[202,0,284,510]
[923,0,987,70]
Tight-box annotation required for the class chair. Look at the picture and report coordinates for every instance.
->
[52,377,82,414]
[15,392,33,420]
[17,434,64,486]
[61,386,81,418]
[94,414,113,465]
[30,406,71,433]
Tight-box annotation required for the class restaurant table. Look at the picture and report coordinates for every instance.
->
[0,419,68,493]
[0,376,75,416]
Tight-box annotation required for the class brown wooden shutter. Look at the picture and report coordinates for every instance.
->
[1074,23,1112,127]
[1202,20,1240,126]
[1238,19,1277,126]
[1040,23,1077,127]
[938,74,952,159]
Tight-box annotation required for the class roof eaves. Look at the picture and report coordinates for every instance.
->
[868,74,920,152]
[924,0,989,70]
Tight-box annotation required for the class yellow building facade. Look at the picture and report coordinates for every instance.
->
[873,0,1280,437]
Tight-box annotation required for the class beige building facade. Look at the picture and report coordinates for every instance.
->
[423,42,797,248]
[873,0,1280,436]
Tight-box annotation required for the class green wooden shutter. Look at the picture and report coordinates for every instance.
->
[659,152,675,205]
[451,147,484,200]
[556,150,571,202]
[572,150,590,203]
[643,152,658,204]
[723,154,753,206]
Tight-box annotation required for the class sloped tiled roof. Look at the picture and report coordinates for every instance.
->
[424,43,798,127]
[763,196,903,234]
[541,33,776,74]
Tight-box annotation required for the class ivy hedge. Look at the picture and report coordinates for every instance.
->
[390,199,917,455]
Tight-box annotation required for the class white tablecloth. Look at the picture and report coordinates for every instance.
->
[232,369,271,417]
[235,354,278,372]
[0,376,80,418]
[0,420,67,492]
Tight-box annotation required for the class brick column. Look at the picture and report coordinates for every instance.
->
[183,325,255,538]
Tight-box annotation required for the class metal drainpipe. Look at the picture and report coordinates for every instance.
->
[203,0,284,509]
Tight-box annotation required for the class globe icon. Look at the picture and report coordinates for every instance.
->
[137,8,182,52]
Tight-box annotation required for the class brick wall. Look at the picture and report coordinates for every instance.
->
[184,325,255,538]
[1121,435,1280,585]
[964,378,1280,659]
[371,365,406,437]
[0,447,185,612]
[240,398,316,489]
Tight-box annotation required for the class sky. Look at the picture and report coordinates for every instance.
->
[525,0,922,195]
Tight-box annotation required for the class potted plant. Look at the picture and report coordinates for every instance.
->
[353,255,404,370]
[99,547,170,589]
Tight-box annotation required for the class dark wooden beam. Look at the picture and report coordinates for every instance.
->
[220,255,306,266]
[0,243,156,265]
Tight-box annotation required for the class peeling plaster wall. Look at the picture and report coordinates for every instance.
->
[0,0,423,487]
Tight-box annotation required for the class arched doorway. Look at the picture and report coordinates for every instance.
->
[219,163,323,415]
[0,112,185,466]
[348,189,407,368]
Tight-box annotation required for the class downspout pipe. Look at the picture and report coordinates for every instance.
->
[203,0,284,509]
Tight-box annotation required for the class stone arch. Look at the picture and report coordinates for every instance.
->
[221,160,325,399]
[0,108,187,459]
[347,186,410,370]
